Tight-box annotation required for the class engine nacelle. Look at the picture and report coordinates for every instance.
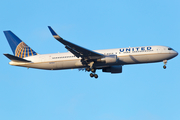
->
[99,55,118,64]
[102,65,122,73]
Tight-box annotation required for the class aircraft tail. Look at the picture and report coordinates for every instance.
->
[3,31,37,58]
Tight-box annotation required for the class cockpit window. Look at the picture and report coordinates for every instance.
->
[168,48,174,50]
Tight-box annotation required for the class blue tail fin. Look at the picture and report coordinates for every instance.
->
[4,31,37,58]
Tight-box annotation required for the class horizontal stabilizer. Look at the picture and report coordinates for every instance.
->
[3,54,31,62]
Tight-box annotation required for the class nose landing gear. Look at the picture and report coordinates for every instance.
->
[163,60,167,69]
[163,65,166,69]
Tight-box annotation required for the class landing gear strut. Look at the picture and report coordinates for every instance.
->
[163,60,167,69]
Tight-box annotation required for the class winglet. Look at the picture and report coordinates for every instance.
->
[48,26,58,36]
[48,26,62,39]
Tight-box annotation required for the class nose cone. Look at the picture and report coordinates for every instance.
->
[175,51,178,57]
[168,49,178,60]
[172,50,178,58]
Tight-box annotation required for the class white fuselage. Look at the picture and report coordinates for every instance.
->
[9,46,178,70]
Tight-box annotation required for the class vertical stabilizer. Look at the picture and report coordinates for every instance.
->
[4,31,37,58]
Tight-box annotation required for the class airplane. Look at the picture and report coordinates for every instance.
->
[3,26,178,78]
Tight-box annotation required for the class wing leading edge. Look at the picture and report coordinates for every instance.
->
[48,26,104,60]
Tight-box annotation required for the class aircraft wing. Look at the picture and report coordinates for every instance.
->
[48,26,104,60]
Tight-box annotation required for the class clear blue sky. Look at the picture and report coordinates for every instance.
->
[0,0,180,120]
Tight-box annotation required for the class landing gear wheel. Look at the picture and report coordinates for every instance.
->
[86,67,90,72]
[163,65,167,69]
[90,73,94,78]
[94,74,98,79]
[91,68,96,73]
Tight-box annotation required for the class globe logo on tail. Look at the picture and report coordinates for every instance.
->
[15,42,37,58]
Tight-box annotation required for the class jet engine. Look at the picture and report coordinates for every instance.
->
[102,65,122,73]
[99,55,118,64]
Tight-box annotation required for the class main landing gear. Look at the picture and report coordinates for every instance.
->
[84,61,98,79]
[86,67,98,79]
[163,60,167,69]
[90,73,98,78]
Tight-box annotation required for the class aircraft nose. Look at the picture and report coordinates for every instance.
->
[175,51,178,57]
[172,50,178,57]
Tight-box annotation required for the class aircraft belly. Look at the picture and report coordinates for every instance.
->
[56,61,63,69]
[13,60,84,70]
[147,53,174,61]
[24,62,57,70]
[29,60,82,70]
[57,60,77,69]
[119,53,172,65]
